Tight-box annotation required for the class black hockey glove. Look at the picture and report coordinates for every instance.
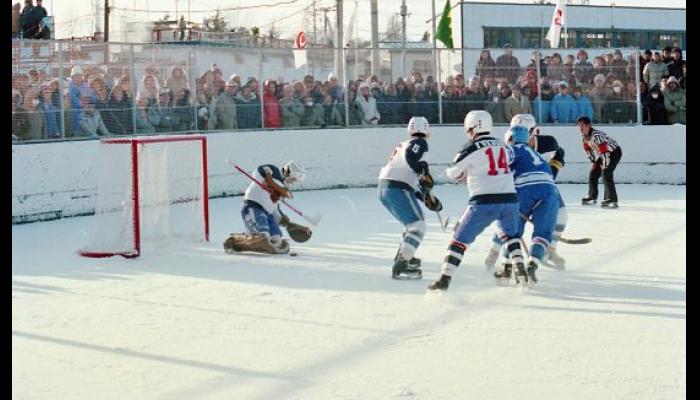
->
[419,173,435,191]
[424,191,443,212]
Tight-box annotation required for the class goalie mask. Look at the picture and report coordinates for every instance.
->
[407,116,431,139]
[283,161,306,185]
[505,125,530,144]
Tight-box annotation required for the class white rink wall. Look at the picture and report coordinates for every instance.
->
[12,124,685,224]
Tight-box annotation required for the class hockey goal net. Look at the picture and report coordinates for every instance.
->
[80,135,209,258]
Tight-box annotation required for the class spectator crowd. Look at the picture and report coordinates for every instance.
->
[12,0,50,39]
[12,44,686,142]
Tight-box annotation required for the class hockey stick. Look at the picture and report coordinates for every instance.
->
[228,160,322,226]
[519,212,591,245]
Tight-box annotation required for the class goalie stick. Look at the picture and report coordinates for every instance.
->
[228,160,322,226]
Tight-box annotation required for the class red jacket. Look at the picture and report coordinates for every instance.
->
[263,92,281,128]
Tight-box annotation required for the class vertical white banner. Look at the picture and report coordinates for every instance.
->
[545,0,567,48]
[293,31,308,69]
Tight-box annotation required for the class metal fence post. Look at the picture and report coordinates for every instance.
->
[536,49,542,125]
[58,41,65,138]
[130,44,137,135]
[436,48,443,125]
[635,47,642,125]
[343,47,349,127]
[259,48,265,129]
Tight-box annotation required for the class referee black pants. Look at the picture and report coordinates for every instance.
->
[588,147,622,202]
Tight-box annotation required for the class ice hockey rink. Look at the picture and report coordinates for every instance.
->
[12,183,685,399]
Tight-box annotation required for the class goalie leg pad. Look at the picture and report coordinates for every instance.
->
[224,233,283,254]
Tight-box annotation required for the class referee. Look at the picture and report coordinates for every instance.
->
[577,116,622,208]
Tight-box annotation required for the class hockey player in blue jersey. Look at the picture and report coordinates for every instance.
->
[379,116,443,280]
[493,124,560,284]
[427,110,526,291]
[484,114,568,269]
[224,162,307,254]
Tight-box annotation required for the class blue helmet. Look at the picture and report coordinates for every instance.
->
[505,125,530,144]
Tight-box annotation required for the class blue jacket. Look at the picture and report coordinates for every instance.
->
[574,95,594,122]
[549,93,578,123]
[531,99,551,124]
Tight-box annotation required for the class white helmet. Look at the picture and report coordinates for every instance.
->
[464,110,493,139]
[283,161,306,184]
[510,113,537,134]
[407,116,431,139]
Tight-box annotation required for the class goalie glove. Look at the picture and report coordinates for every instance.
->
[550,159,562,179]
[264,173,292,202]
[424,191,443,212]
[285,221,312,243]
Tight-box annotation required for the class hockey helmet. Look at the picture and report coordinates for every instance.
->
[510,113,537,134]
[464,110,492,139]
[505,125,530,144]
[407,116,431,139]
[283,161,306,184]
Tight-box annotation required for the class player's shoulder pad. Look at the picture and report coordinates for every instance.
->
[258,164,283,181]
[452,136,503,164]
[407,137,429,153]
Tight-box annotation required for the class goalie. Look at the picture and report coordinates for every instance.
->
[378,116,442,280]
[224,162,311,254]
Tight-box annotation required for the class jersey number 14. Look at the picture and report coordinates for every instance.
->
[485,147,510,176]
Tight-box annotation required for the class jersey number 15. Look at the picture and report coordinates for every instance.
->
[485,147,510,176]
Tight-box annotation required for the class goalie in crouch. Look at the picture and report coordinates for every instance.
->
[224,162,310,254]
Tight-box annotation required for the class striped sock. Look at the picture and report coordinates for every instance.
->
[441,240,468,277]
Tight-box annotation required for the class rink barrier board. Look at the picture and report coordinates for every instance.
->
[12,124,685,224]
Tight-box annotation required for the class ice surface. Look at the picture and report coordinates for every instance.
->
[12,184,686,399]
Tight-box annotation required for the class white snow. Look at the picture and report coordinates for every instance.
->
[12,184,686,399]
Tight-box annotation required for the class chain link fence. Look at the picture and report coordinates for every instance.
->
[12,39,673,143]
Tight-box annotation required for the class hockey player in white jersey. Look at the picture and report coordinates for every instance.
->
[379,116,443,280]
[428,111,526,291]
[484,114,569,269]
[224,162,307,254]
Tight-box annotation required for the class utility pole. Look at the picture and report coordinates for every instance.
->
[312,0,318,46]
[104,0,110,42]
[370,0,379,77]
[400,0,408,77]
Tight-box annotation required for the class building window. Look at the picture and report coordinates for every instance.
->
[483,28,515,48]
[521,30,542,48]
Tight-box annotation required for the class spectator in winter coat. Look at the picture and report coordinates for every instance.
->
[495,44,521,85]
[609,49,628,82]
[574,49,594,84]
[346,90,364,126]
[20,0,35,38]
[407,84,437,124]
[164,65,190,94]
[319,95,344,127]
[668,48,685,79]
[154,89,180,132]
[572,86,594,122]
[172,88,193,131]
[12,3,21,38]
[327,73,344,102]
[134,92,156,134]
[355,83,380,125]
[102,84,133,135]
[550,81,578,124]
[208,79,238,130]
[476,49,497,80]
[463,75,487,116]
[602,80,636,124]
[279,86,303,128]
[588,74,612,123]
[376,83,402,125]
[503,85,532,122]
[532,83,552,124]
[263,80,281,128]
[485,84,509,124]
[546,53,567,82]
[441,85,463,124]
[31,0,47,38]
[662,76,685,124]
[235,85,261,129]
[77,93,110,137]
[300,95,325,127]
[645,84,668,125]
[662,47,673,65]
[639,49,652,73]
[68,66,88,137]
[643,52,669,89]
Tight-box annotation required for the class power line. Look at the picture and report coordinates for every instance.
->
[110,0,304,14]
